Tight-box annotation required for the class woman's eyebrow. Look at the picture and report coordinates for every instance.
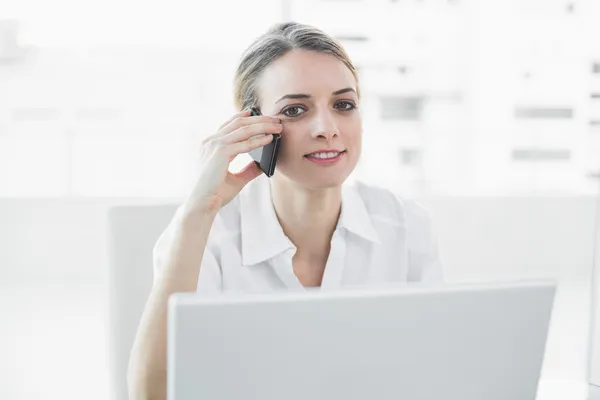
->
[275,87,357,104]
[276,93,311,104]
[332,87,356,96]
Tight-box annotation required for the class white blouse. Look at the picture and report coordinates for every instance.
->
[153,175,444,293]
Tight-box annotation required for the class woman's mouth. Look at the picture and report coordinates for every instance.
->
[304,150,346,165]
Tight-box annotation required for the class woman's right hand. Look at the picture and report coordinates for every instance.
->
[182,109,283,216]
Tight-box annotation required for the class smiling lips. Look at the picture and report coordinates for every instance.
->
[304,149,346,165]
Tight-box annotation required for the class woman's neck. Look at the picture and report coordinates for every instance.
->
[270,175,342,260]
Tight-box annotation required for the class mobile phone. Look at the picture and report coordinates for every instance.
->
[248,107,281,177]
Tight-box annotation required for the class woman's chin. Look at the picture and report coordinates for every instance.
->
[285,171,351,190]
[274,159,357,190]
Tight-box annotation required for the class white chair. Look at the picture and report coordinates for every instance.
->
[107,205,178,400]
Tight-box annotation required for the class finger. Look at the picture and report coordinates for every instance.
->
[228,161,263,189]
[225,133,275,158]
[222,122,283,144]
[218,114,281,137]
[219,109,251,130]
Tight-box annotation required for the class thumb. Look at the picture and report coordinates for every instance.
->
[229,161,263,189]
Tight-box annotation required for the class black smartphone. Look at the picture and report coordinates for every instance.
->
[249,107,281,177]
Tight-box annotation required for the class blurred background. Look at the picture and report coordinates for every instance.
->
[0,0,599,399]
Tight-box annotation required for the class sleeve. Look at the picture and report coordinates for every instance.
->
[404,200,445,283]
[152,207,223,294]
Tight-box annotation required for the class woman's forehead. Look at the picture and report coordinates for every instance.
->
[258,50,357,101]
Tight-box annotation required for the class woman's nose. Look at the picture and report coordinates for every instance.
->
[309,109,339,140]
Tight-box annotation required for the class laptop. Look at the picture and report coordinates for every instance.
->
[167,280,556,400]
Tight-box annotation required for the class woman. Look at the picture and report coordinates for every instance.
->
[128,22,443,399]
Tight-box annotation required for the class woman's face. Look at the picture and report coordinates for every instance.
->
[257,50,362,190]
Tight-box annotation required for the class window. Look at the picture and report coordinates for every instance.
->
[511,148,571,161]
[514,107,573,119]
[399,148,423,166]
[74,107,122,121]
[11,107,61,122]
[380,96,424,121]
[3,0,599,197]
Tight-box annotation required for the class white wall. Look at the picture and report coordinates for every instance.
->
[0,198,175,283]
[0,198,168,400]
[424,196,597,383]
[0,199,111,283]
[591,196,600,387]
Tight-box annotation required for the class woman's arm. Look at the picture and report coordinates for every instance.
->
[126,109,282,399]
[127,207,217,400]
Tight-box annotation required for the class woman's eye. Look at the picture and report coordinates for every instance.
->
[282,106,306,117]
[335,101,356,111]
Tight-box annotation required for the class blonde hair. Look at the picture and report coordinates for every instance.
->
[233,22,359,111]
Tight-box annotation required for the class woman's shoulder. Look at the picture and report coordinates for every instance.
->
[348,179,433,226]
[349,180,438,260]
